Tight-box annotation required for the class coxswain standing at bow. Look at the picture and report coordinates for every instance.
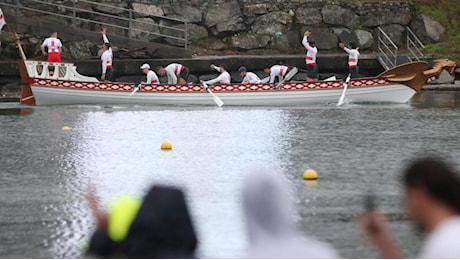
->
[339,42,360,78]
[157,63,190,85]
[201,64,231,85]
[301,31,318,82]
[100,28,114,82]
[40,31,63,62]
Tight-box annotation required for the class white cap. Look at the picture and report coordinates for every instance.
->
[140,63,150,69]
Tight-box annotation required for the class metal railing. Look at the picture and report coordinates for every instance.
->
[406,26,425,61]
[1,0,188,49]
[377,27,398,70]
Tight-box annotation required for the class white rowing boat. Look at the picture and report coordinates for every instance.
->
[15,34,456,106]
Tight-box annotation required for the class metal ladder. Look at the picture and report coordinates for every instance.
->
[377,26,426,70]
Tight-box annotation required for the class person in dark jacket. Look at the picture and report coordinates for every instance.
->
[86,185,198,259]
[124,185,198,258]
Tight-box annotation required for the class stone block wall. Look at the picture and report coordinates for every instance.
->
[0,0,446,57]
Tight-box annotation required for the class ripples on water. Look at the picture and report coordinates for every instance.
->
[0,91,459,258]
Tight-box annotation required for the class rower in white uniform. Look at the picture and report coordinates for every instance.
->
[100,28,114,82]
[238,66,262,84]
[201,64,231,85]
[157,63,190,85]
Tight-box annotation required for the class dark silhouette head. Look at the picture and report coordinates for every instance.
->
[403,156,460,214]
[219,63,227,71]
[349,42,357,49]
[103,42,111,50]
[124,185,198,258]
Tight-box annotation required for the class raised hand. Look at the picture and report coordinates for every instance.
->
[86,185,108,231]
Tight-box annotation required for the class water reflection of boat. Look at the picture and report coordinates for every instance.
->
[0,108,33,115]
[15,34,456,106]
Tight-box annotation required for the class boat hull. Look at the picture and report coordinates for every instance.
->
[30,80,415,106]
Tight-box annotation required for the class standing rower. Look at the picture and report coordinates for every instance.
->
[40,31,63,62]
[339,42,360,78]
[157,63,190,85]
[301,31,318,82]
[100,28,114,82]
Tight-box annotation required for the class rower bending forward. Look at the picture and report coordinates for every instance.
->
[157,63,190,85]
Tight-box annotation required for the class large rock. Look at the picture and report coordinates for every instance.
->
[377,24,405,47]
[199,38,229,51]
[244,3,275,16]
[270,31,302,54]
[172,5,202,23]
[93,16,128,37]
[68,40,94,59]
[355,29,374,49]
[362,10,412,27]
[228,33,271,50]
[132,3,164,17]
[20,2,58,17]
[252,11,293,35]
[321,5,358,28]
[410,14,446,44]
[164,24,208,46]
[301,27,338,50]
[204,0,246,36]
[295,7,322,26]
[91,3,126,15]
[332,28,358,45]
[130,18,161,41]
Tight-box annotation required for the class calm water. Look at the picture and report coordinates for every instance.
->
[1,91,460,258]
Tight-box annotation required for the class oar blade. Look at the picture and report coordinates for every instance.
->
[337,74,351,106]
[129,84,141,96]
[202,82,224,107]
[214,96,224,107]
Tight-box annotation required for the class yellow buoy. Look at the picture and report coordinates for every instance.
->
[62,126,71,131]
[161,141,172,150]
[303,168,318,180]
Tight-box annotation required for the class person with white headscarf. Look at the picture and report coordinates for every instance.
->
[241,169,339,259]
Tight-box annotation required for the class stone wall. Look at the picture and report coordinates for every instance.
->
[0,0,447,58]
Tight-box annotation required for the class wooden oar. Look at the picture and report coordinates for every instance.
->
[337,74,351,106]
[202,82,224,107]
[129,83,142,96]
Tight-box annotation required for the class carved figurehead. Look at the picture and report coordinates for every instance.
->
[377,59,457,91]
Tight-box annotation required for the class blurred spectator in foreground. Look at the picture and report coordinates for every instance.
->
[360,156,460,258]
[86,185,198,258]
[241,169,339,259]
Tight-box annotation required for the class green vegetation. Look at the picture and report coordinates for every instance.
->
[414,0,460,62]
[352,0,460,62]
